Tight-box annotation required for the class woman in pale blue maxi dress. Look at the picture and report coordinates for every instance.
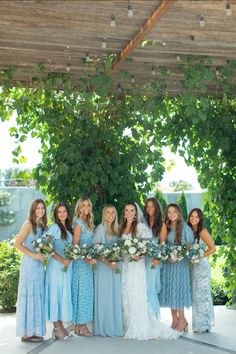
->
[93,205,123,336]
[144,198,167,319]
[15,199,47,342]
[160,204,194,332]
[188,208,216,333]
[45,203,73,340]
[72,197,95,336]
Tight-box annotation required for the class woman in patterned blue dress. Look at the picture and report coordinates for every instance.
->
[72,197,96,336]
[45,202,73,340]
[144,198,167,318]
[15,199,47,343]
[188,208,216,333]
[93,205,123,337]
[160,203,194,332]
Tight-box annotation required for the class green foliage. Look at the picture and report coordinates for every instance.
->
[170,180,193,191]
[0,190,15,226]
[177,192,188,221]
[154,188,168,214]
[0,239,21,311]
[211,279,228,305]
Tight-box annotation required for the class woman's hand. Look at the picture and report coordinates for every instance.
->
[151,259,160,267]
[168,257,176,263]
[34,253,46,262]
[131,255,143,261]
[85,258,97,265]
[62,258,71,266]
[108,261,119,269]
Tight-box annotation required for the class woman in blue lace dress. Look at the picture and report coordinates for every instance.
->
[93,205,123,337]
[144,198,167,318]
[15,199,47,343]
[45,202,73,340]
[188,208,216,333]
[160,203,194,332]
[72,197,96,337]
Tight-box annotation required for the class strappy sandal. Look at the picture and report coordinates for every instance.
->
[52,327,69,340]
[78,325,93,337]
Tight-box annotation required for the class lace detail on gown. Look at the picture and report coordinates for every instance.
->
[122,227,179,340]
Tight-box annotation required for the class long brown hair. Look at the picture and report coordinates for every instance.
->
[187,208,204,243]
[165,203,183,244]
[73,197,94,232]
[53,202,71,240]
[144,198,163,237]
[119,202,137,238]
[28,199,47,234]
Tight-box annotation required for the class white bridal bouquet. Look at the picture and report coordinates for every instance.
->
[186,242,205,266]
[100,242,123,273]
[146,240,169,268]
[32,234,54,266]
[121,237,148,262]
[63,244,86,272]
[167,243,186,263]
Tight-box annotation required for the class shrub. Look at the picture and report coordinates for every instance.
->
[154,188,168,214]
[177,191,188,221]
[0,238,21,312]
[211,279,228,305]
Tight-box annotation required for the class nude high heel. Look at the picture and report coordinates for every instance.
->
[175,319,188,332]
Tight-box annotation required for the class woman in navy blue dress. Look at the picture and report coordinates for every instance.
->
[15,199,47,343]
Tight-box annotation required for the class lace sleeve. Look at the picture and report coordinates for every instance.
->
[137,223,152,239]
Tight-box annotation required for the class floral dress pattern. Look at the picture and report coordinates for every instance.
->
[72,218,94,324]
[16,228,46,337]
[192,239,215,331]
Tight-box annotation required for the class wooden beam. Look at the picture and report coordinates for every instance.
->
[112,0,176,70]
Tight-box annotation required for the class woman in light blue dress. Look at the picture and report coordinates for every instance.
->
[144,198,167,318]
[188,208,216,333]
[72,197,95,336]
[45,202,73,340]
[15,199,47,343]
[93,205,123,337]
[160,203,194,332]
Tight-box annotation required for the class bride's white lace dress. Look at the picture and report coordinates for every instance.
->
[122,223,180,340]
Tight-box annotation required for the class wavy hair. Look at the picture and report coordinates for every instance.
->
[144,198,163,237]
[102,205,119,237]
[53,202,71,240]
[165,203,183,244]
[187,208,204,243]
[119,202,137,238]
[28,199,47,234]
[73,197,94,232]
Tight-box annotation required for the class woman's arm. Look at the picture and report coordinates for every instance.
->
[159,222,167,243]
[200,228,216,258]
[73,224,81,245]
[15,221,45,262]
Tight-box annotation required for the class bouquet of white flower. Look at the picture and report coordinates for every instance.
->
[121,237,148,262]
[146,240,168,268]
[167,243,186,263]
[32,234,54,267]
[100,242,123,273]
[186,242,205,266]
[82,243,105,270]
[62,244,86,272]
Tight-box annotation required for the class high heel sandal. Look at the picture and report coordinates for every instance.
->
[74,324,93,337]
[175,319,188,332]
[171,317,179,329]
[52,327,69,340]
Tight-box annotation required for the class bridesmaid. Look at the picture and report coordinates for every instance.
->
[15,199,47,342]
[45,202,73,340]
[144,198,167,318]
[93,205,123,337]
[72,197,96,336]
[188,208,216,333]
[160,203,194,332]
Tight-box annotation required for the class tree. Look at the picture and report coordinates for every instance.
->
[0,190,15,226]
[169,180,193,192]
[177,192,188,221]
[154,188,168,214]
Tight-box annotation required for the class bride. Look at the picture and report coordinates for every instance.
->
[120,202,180,340]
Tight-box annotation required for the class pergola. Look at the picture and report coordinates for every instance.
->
[0,0,236,94]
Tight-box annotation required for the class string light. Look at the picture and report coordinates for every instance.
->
[199,15,205,28]
[152,66,156,75]
[190,35,195,41]
[128,2,133,17]
[110,14,116,27]
[176,55,180,62]
[102,38,107,49]
[118,83,122,92]
[131,75,135,83]
[85,53,90,63]
[226,2,232,16]
[66,64,71,72]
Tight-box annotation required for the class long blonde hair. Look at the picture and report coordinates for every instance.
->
[73,197,94,232]
[102,205,119,237]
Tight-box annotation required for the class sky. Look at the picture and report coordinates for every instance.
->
[0,118,201,190]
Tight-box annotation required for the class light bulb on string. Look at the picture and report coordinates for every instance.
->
[102,38,107,49]
[131,75,135,83]
[66,64,71,72]
[152,66,156,75]
[110,14,116,27]
[199,15,205,28]
[226,2,232,16]
[128,2,133,17]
